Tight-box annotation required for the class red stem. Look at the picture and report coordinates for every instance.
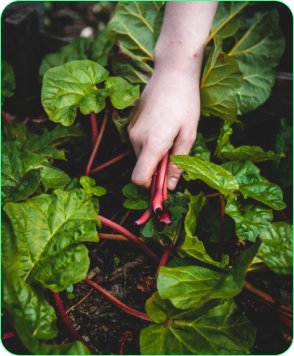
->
[89,149,133,175]
[218,194,225,261]
[85,111,108,176]
[204,192,221,199]
[160,175,171,224]
[153,153,169,212]
[52,292,98,355]
[84,279,152,322]
[1,109,10,123]
[119,335,128,355]
[98,214,159,263]
[90,112,98,147]
[154,243,174,281]
[278,312,293,329]
[135,173,157,226]
[2,331,16,341]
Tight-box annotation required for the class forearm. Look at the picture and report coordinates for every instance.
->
[154,1,219,78]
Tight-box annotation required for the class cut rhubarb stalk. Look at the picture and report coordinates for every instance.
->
[152,152,169,212]
[159,174,171,224]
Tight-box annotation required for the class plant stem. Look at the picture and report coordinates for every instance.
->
[84,279,152,322]
[89,149,133,175]
[277,210,289,223]
[2,331,16,341]
[1,109,10,123]
[154,243,174,280]
[160,175,171,224]
[98,214,159,263]
[153,153,169,212]
[204,192,221,199]
[85,110,108,176]
[90,112,98,147]
[119,334,128,355]
[243,280,275,304]
[66,288,94,314]
[278,313,293,329]
[52,292,98,355]
[218,194,225,261]
[99,233,129,241]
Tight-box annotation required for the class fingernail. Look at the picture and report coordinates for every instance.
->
[168,178,178,190]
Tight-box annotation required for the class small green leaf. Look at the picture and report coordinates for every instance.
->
[258,222,293,275]
[41,166,70,190]
[1,60,15,105]
[189,133,211,161]
[105,76,140,109]
[67,293,76,300]
[200,36,243,123]
[90,29,112,66]
[171,155,239,197]
[122,183,149,210]
[79,176,107,197]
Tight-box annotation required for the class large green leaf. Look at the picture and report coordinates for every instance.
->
[158,242,260,310]
[215,122,284,162]
[141,293,255,355]
[106,1,164,61]
[41,60,110,126]
[2,189,100,291]
[171,155,239,197]
[209,1,249,40]
[258,222,293,275]
[225,196,273,242]
[176,193,229,268]
[228,9,285,114]
[222,160,286,210]
[201,36,243,123]
[122,182,149,209]
[2,274,90,355]
[90,28,112,66]
[1,60,15,105]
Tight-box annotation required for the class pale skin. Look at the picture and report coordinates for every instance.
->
[128,1,219,190]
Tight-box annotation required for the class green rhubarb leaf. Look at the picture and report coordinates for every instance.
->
[141,293,255,355]
[222,160,286,210]
[122,182,149,210]
[39,37,92,76]
[258,222,293,275]
[40,166,70,191]
[171,155,239,197]
[1,60,15,105]
[228,9,285,114]
[225,196,273,242]
[79,176,107,197]
[90,28,112,66]
[209,1,249,40]
[158,241,260,310]
[189,133,211,161]
[2,189,100,291]
[200,36,243,123]
[106,1,164,61]
[215,122,284,162]
[105,76,140,109]
[41,60,110,126]
[111,110,130,143]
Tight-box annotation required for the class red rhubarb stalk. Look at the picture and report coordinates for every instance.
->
[52,292,98,355]
[153,152,169,212]
[89,149,132,175]
[1,109,10,123]
[98,214,159,263]
[2,331,16,341]
[85,111,108,176]
[90,112,98,147]
[154,243,174,280]
[160,175,171,224]
[84,279,152,322]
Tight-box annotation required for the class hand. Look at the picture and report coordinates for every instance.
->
[128,66,200,190]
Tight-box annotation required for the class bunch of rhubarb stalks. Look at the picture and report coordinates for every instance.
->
[135,152,171,226]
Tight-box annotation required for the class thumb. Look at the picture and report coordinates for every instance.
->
[167,129,196,190]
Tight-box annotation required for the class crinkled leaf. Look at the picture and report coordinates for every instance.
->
[2,189,100,291]
[222,160,286,210]
[141,293,255,355]
[215,122,284,162]
[258,222,293,274]
[122,182,149,210]
[228,9,285,114]
[105,76,140,109]
[225,196,273,242]
[1,60,15,105]
[189,132,211,161]
[40,166,70,190]
[90,29,112,66]
[41,60,110,126]
[39,37,92,76]
[158,241,260,310]
[209,1,249,40]
[200,36,243,123]
[111,110,130,143]
[79,176,107,197]
[176,193,229,268]
[171,155,239,197]
[106,1,164,61]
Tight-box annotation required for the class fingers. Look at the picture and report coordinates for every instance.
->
[167,129,196,190]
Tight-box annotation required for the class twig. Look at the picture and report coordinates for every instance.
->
[65,288,94,314]
[98,214,159,263]
[84,279,152,322]
[85,110,108,176]
[90,112,98,147]
[1,109,10,123]
[89,149,133,175]
[218,194,225,261]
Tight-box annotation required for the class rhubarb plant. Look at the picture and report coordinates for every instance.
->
[1,1,292,355]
